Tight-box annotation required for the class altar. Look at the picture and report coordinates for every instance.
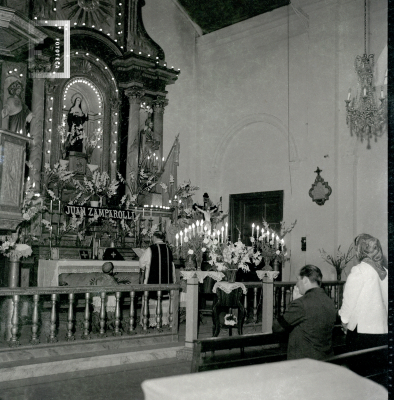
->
[37,260,140,287]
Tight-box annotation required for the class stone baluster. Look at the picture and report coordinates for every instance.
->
[243,294,248,322]
[82,292,91,339]
[30,294,40,345]
[49,294,58,343]
[142,291,149,332]
[155,290,162,329]
[9,295,20,347]
[289,286,294,302]
[124,87,145,197]
[253,287,258,323]
[66,293,75,341]
[128,291,136,334]
[114,292,122,336]
[99,292,107,337]
[280,286,286,315]
[168,290,174,328]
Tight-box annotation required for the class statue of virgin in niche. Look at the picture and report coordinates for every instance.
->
[66,95,88,156]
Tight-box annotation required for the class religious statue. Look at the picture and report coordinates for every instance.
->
[66,96,88,156]
[193,192,219,231]
[139,116,160,171]
[1,81,33,135]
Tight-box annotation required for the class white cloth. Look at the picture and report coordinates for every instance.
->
[339,261,388,333]
[92,294,116,313]
[139,242,176,284]
[180,270,224,283]
[212,281,247,295]
[256,270,280,281]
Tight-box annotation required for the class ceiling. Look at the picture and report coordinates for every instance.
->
[178,0,290,34]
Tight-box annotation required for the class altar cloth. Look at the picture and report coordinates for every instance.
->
[142,358,387,400]
[38,260,140,287]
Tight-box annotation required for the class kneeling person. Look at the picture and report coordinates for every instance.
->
[273,265,337,360]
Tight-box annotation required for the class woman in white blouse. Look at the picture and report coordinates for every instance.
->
[339,234,388,351]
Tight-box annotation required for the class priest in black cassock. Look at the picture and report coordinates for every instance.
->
[139,231,176,285]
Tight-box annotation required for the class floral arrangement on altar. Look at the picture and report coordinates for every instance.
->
[79,170,119,205]
[174,231,207,270]
[84,127,102,164]
[319,244,354,280]
[0,236,33,260]
[207,239,256,273]
[249,219,297,269]
[42,162,75,201]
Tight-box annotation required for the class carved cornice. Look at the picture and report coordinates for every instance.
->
[125,86,145,104]
[0,7,47,57]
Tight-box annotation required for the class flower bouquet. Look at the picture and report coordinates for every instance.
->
[0,235,33,260]
[175,231,207,271]
[81,170,119,206]
[224,314,237,326]
[319,244,354,280]
[85,127,102,164]
[207,239,258,282]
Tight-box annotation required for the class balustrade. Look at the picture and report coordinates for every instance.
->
[0,284,180,348]
[273,281,345,318]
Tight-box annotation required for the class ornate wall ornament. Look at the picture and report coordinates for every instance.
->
[308,167,332,206]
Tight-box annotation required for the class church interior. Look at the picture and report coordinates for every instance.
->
[0,0,389,398]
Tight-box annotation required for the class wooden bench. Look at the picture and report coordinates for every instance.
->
[191,326,347,373]
[326,345,388,389]
[191,332,288,373]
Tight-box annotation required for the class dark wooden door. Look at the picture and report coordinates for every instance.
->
[229,191,283,244]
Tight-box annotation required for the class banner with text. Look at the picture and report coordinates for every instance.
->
[64,205,135,220]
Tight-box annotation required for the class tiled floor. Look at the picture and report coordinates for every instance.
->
[0,357,191,400]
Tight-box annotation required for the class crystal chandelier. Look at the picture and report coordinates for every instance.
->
[345,0,387,149]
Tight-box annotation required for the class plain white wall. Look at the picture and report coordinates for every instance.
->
[142,0,387,281]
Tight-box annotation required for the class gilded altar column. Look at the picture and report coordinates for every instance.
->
[124,87,145,196]
[152,97,168,166]
[28,78,46,188]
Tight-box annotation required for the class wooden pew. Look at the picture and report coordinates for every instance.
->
[326,345,388,389]
[191,326,347,373]
[191,332,288,373]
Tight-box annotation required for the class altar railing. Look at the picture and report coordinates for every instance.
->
[0,284,180,348]
[273,281,345,318]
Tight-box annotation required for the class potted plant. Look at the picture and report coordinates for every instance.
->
[319,245,354,280]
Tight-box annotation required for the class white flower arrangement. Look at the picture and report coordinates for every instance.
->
[224,314,237,326]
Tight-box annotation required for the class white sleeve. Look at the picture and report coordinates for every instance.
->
[338,266,364,324]
[139,248,152,284]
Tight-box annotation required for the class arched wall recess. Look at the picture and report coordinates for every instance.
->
[212,113,299,174]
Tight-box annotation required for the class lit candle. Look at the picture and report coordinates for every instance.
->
[212,231,216,239]
[204,225,207,233]
[261,228,264,240]
[196,220,200,233]
[221,226,224,243]
[150,206,153,217]
[256,225,259,239]
[192,223,195,236]
[363,87,367,97]
[225,222,228,241]
[200,219,204,228]
[184,228,188,239]
[180,231,183,245]
[380,86,384,99]
[142,207,145,218]
[252,223,255,237]
[175,233,179,247]
[347,88,351,100]
[276,235,280,248]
